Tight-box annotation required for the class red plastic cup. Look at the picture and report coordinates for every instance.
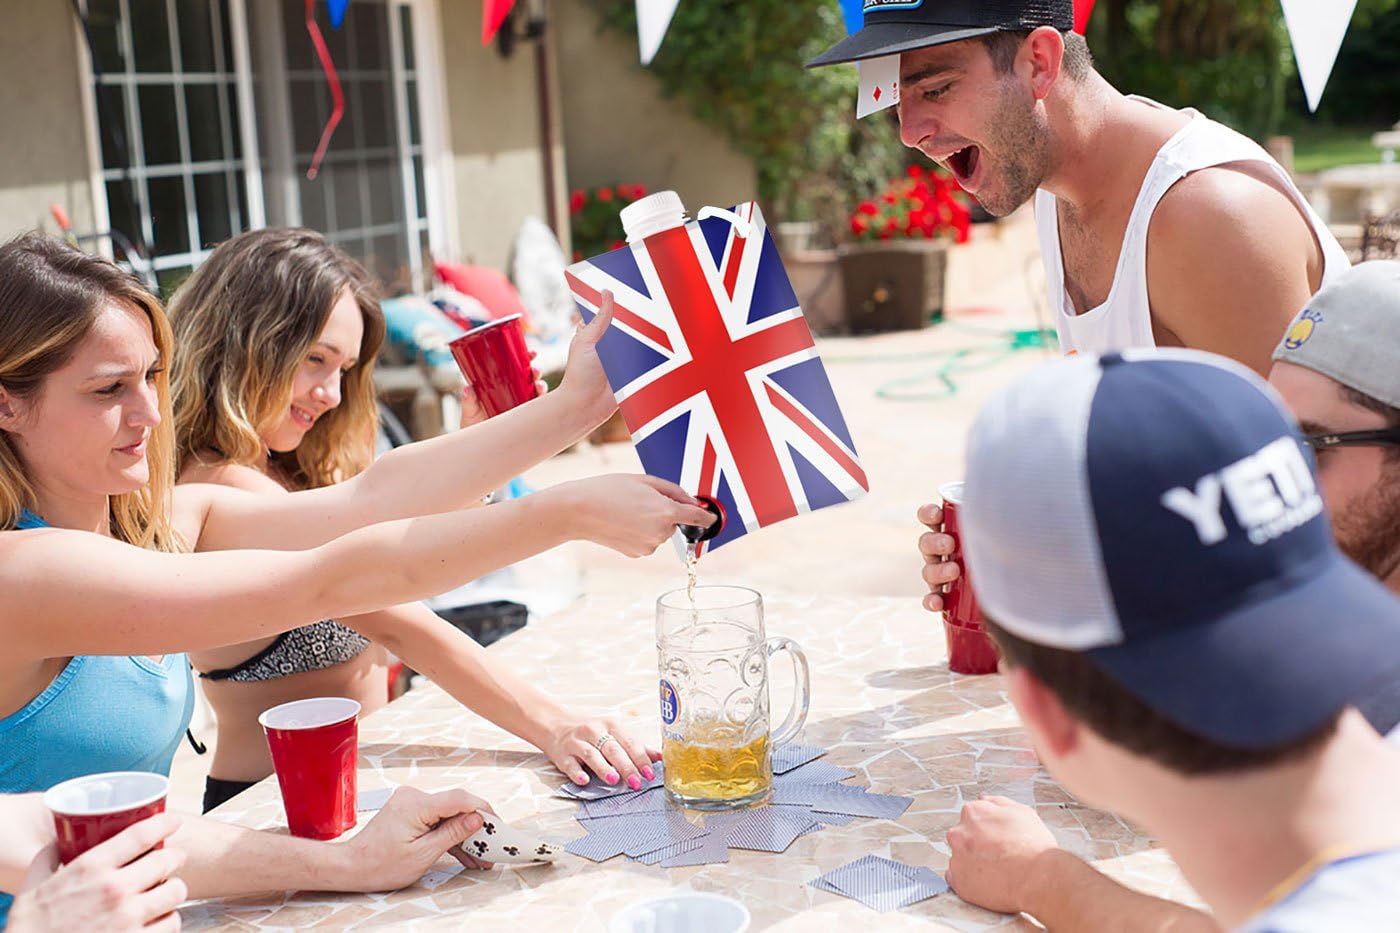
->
[447,313,538,417]
[939,481,1000,675]
[259,697,361,840]
[43,771,169,864]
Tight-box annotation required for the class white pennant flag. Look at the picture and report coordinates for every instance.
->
[1280,0,1357,112]
[637,0,682,66]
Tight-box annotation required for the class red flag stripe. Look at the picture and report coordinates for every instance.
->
[564,271,673,353]
[765,384,870,493]
[645,227,798,524]
[721,228,747,298]
[694,439,718,558]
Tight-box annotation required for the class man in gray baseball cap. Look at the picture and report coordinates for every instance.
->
[940,262,1400,928]
[1270,260,1400,596]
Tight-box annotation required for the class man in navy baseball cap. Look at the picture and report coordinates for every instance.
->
[942,349,1400,929]
[809,0,1074,68]
[814,1,1348,375]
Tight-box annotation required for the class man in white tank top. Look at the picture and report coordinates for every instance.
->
[811,0,1349,375]
[815,1,1352,621]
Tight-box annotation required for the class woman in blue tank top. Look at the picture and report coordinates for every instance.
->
[0,233,712,919]
[168,229,661,814]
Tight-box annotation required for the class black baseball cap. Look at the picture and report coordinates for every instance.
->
[808,0,1074,68]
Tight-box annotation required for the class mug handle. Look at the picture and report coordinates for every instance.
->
[766,637,810,747]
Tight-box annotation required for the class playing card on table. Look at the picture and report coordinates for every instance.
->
[771,743,828,775]
[811,784,914,820]
[557,762,664,800]
[774,759,854,786]
[564,812,659,862]
[631,834,707,866]
[622,810,709,858]
[577,786,669,820]
[659,832,731,868]
[462,813,561,865]
[771,782,828,806]
[355,786,395,812]
[772,802,857,827]
[812,855,949,912]
[722,806,819,853]
[565,831,629,863]
[856,54,901,119]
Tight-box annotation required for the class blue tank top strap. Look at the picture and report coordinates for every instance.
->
[0,504,194,927]
[16,508,47,529]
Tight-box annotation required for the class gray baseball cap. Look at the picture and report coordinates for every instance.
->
[1273,261,1400,409]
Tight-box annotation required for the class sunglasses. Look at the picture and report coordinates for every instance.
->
[1303,426,1400,451]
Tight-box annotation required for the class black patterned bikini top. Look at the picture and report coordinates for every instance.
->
[198,620,370,682]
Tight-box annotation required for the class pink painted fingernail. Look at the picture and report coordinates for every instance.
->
[574,773,589,785]
[627,775,642,791]
[605,771,620,785]
[642,766,655,781]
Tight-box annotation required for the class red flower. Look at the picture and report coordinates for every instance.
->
[570,190,586,214]
[608,240,626,251]
[572,250,584,261]
[850,164,973,245]
[632,184,648,199]
[597,187,614,202]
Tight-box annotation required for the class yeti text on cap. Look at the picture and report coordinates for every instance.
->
[1160,438,1323,547]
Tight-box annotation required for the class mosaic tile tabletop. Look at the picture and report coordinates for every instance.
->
[184,594,1199,930]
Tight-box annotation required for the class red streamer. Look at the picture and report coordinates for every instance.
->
[305,0,344,181]
[1074,0,1096,35]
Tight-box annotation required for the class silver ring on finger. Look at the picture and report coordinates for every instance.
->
[593,732,616,753]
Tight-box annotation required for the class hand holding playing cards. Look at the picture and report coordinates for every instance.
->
[945,796,1059,915]
[10,813,186,933]
[342,787,492,891]
[918,503,959,613]
[558,290,618,430]
[540,712,661,790]
[558,474,714,558]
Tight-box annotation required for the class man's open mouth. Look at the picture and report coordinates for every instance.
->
[948,145,980,184]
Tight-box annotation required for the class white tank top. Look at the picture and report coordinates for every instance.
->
[1036,100,1350,355]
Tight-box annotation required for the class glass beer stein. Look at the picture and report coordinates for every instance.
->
[656,586,810,810]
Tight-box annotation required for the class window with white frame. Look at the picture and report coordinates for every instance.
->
[83,0,251,294]
[251,0,429,291]
[83,0,436,294]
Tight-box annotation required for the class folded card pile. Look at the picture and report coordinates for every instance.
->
[558,742,946,911]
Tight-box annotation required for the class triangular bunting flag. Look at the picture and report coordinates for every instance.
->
[1280,0,1357,112]
[326,0,350,29]
[637,0,682,65]
[1073,0,1095,35]
[482,0,516,46]
[839,0,863,34]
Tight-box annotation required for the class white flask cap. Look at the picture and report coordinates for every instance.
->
[620,191,688,243]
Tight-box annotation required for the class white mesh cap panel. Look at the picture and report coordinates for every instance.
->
[960,355,1124,650]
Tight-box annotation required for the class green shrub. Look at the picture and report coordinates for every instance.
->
[586,0,907,235]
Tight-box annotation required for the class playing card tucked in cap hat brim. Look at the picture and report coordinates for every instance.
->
[807,22,998,67]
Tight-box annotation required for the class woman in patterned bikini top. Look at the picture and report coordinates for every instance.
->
[169,228,665,813]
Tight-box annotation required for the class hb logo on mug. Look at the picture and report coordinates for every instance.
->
[659,680,679,725]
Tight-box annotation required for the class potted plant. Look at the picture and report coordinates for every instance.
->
[839,165,971,333]
[569,183,649,262]
[567,182,649,444]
